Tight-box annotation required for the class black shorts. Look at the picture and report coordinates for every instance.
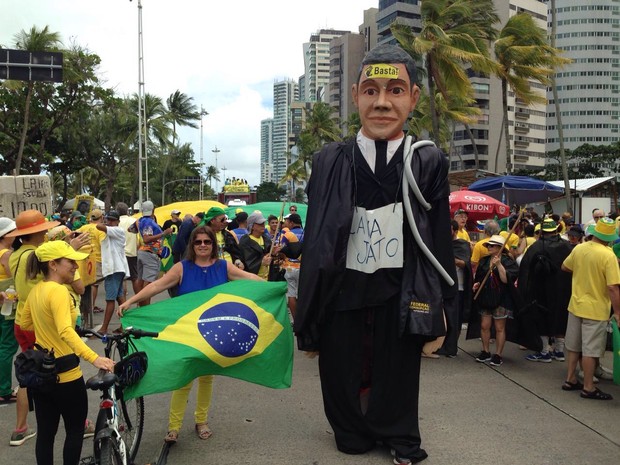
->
[126,256,138,280]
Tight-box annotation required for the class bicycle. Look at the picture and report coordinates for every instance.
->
[79,326,158,465]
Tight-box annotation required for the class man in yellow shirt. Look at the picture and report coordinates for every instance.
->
[561,218,620,400]
[454,209,470,242]
[471,220,500,273]
[77,209,106,313]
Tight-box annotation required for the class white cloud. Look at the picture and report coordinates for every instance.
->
[1,0,377,189]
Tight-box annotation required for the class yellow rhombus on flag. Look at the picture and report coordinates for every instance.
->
[121,280,293,399]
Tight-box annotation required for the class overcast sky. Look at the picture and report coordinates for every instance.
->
[1,0,377,189]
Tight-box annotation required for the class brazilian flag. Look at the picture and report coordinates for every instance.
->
[121,280,293,399]
[159,233,175,272]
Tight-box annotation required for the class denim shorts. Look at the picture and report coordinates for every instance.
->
[479,306,512,320]
[104,272,125,301]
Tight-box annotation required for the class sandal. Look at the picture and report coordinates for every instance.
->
[0,393,17,404]
[164,430,178,443]
[580,388,613,400]
[561,380,584,391]
[195,423,212,440]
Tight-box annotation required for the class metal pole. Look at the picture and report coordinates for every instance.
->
[199,107,208,200]
[136,0,149,203]
[212,146,221,193]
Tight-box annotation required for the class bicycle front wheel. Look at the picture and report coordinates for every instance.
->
[117,394,144,462]
[98,438,122,465]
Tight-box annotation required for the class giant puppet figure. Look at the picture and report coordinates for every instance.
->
[295,44,457,464]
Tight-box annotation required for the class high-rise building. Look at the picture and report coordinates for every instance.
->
[546,0,620,152]
[329,33,366,135]
[303,29,350,102]
[260,118,274,183]
[450,0,548,174]
[377,0,422,45]
[271,80,299,184]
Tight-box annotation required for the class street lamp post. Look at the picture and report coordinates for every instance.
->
[198,106,209,200]
[572,166,579,222]
[212,146,221,193]
[135,0,149,205]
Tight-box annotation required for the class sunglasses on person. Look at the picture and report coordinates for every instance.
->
[193,239,213,246]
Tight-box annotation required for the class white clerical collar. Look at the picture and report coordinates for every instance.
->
[356,131,404,174]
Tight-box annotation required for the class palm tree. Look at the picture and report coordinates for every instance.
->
[392,0,499,144]
[303,102,341,145]
[280,159,305,201]
[205,165,219,190]
[13,25,62,174]
[494,12,570,173]
[162,91,200,197]
[165,90,200,147]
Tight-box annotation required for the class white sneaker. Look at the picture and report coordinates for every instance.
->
[595,365,613,381]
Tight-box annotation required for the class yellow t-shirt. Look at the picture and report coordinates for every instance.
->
[8,245,41,326]
[248,235,269,279]
[215,231,234,263]
[456,229,470,242]
[471,238,490,265]
[77,223,106,263]
[0,248,10,280]
[500,231,520,250]
[20,280,98,383]
[563,241,620,320]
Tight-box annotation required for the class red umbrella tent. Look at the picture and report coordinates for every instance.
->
[449,189,510,221]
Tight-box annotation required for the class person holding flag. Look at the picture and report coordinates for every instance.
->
[118,225,262,444]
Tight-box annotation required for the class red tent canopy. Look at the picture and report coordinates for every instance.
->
[449,189,510,221]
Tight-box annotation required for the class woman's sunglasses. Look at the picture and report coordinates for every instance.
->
[193,239,213,246]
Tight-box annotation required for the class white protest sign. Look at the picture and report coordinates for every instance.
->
[0,175,53,219]
[346,202,404,274]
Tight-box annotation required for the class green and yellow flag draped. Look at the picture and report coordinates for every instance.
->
[159,233,175,272]
[121,280,293,399]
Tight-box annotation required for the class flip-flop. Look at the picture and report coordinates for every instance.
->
[561,380,583,391]
[195,423,212,440]
[580,388,613,400]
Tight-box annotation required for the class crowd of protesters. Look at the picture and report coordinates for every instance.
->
[437,206,620,401]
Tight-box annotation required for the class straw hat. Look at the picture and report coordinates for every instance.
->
[484,235,506,248]
[5,210,59,238]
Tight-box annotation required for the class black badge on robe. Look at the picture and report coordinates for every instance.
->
[374,140,387,178]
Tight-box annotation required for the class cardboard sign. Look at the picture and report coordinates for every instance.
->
[0,175,52,219]
[346,202,404,274]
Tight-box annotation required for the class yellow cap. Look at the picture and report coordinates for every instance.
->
[35,241,89,263]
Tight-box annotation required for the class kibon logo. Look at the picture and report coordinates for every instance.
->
[463,195,487,202]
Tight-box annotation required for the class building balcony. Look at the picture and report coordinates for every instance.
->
[515,110,530,120]
[514,122,530,134]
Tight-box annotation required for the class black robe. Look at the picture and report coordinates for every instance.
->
[295,138,457,351]
[517,234,572,348]
[294,137,456,460]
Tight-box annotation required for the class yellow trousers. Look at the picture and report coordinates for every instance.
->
[168,375,213,431]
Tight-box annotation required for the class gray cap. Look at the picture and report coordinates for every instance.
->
[142,200,154,216]
[247,212,267,232]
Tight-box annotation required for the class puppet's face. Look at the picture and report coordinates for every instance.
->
[352,63,419,141]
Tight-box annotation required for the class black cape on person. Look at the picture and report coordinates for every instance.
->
[294,137,457,350]
[516,234,572,350]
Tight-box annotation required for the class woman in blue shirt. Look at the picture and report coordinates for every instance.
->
[118,226,262,443]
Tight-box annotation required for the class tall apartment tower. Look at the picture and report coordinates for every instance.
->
[271,80,299,184]
[377,0,422,44]
[547,0,620,152]
[329,34,366,135]
[451,0,548,174]
[303,29,350,102]
[260,118,274,183]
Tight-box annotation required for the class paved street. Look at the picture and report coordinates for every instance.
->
[1,288,619,465]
